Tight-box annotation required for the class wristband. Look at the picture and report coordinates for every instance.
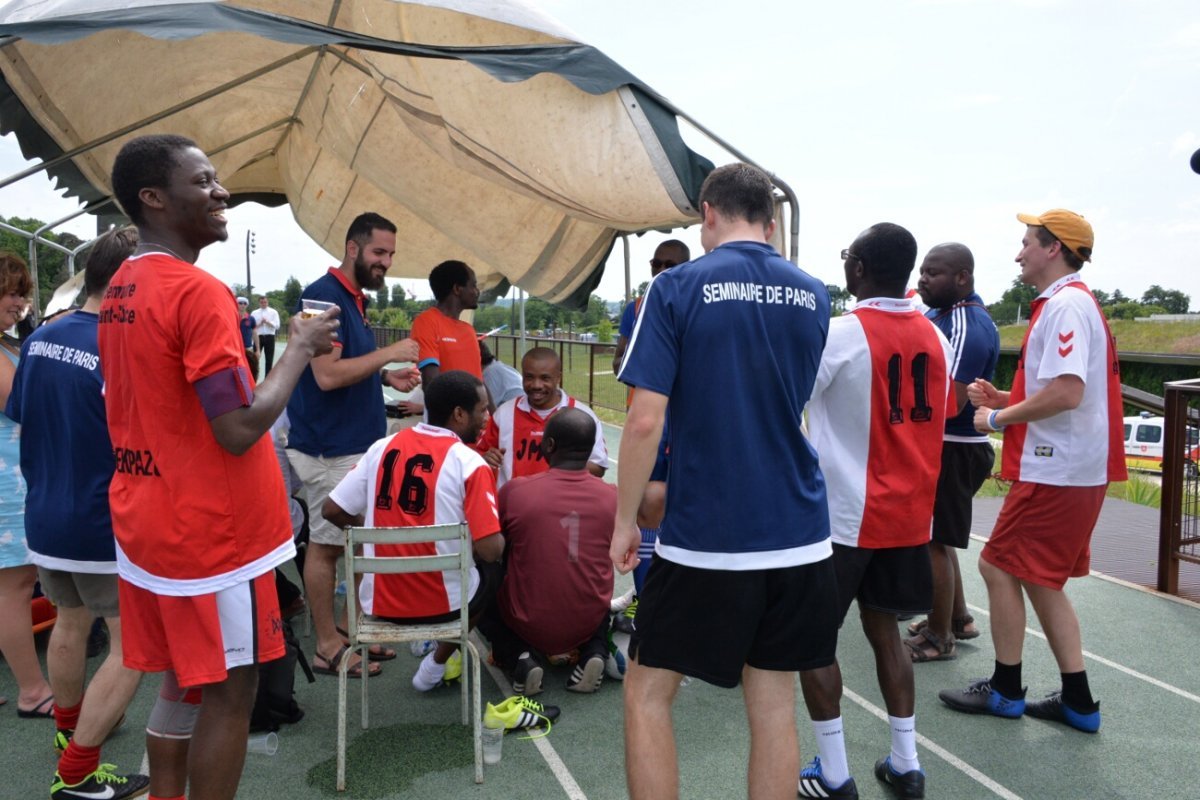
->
[987,409,1005,431]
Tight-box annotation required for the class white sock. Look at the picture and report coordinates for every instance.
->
[411,652,446,692]
[888,714,920,774]
[811,717,850,786]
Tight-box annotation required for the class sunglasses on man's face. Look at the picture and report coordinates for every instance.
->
[650,259,678,270]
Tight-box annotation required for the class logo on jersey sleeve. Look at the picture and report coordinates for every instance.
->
[1057,331,1074,358]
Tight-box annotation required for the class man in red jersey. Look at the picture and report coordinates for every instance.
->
[801,223,952,800]
[475,347,608,488]
[322,371,509,691]
[940,210,1125,735]
[411,260,483,385]
[100,134,339,800]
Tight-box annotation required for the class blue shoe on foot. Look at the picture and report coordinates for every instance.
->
[938,678,1025,718]
[1025,691,1100,733]
[797,756,858,798]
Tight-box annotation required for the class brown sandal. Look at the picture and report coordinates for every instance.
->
[904,628,956,662]
[907,615,981,640]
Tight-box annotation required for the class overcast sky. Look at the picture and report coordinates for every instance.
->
[3,0,1199,310]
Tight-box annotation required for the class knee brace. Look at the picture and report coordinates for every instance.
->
[145,670,202,740]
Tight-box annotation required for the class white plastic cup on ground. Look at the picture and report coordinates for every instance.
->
[481,720,504,765]
[299,299,336,319]
[247,731,279,756]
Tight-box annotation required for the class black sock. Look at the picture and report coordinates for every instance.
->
[990,660,1024,699]
[1060,671,1098,712]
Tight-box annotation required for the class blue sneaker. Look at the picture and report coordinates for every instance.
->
[874,756,925,799]
[797,756,858,798]
[1025,691,1101,733]
[938,678,1025,718]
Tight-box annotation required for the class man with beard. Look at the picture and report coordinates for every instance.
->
[411,260,484,385]
[286,212,420,681]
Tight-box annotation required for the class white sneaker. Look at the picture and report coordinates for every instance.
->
[610,587,635,614]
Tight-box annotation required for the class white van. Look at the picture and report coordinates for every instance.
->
[1123,413,1200,476]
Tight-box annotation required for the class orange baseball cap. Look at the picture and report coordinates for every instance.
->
[1016,209,1093,262]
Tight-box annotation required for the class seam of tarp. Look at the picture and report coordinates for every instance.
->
[619,85,697,218]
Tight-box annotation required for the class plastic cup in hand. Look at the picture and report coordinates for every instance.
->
[481,720,504,765]
[299,299,336,319]
[247,731,278,756]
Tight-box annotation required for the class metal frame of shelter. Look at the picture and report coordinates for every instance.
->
[0,3,800,327]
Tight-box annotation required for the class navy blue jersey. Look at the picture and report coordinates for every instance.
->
[619,241,832,569]
[926,293,999,441]
[5,312,117,571]
[286,269,385,457]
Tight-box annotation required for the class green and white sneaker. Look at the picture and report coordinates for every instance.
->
[443,650,463,683]
[483,696,561,738]
[53,728,73,755]
[51,763,150,800]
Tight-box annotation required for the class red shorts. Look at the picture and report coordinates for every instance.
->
[981,481,1106,590]
[119,571,284,688]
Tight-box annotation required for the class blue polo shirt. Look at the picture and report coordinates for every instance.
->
[618,240,832,570]
[5,312,118,572]
[926,292,999,441]
[286,269,385,457]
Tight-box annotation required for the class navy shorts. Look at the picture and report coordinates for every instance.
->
[931,441,995,548]
[630,555,839,688]
[832,543,933,621]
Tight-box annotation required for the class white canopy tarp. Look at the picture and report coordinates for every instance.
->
[0,0,719,306]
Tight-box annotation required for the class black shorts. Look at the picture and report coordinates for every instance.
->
[832,543,932,621]
[931,441,995,548]
[629,555,839,688]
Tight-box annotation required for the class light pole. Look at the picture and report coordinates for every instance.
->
[245,230,256,298]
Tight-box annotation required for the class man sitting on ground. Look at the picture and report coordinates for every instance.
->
[479,409,617,696]
[476,347,608,488]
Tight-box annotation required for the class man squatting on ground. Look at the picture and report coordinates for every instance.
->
[612,162,837,800]
[939,209,1126,734]
[100,134,339,800]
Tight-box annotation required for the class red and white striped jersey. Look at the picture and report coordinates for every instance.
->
[1001,274,1127,486]
[807,298,954,548]
[475,392,609,488]
[328,423,500,618]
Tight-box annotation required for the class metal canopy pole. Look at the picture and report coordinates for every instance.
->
[622,234,631,303]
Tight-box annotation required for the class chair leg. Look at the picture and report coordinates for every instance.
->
[470,641,483,784]
[460,638,469,726]
[360,643,369,730]
[337,646,348,791]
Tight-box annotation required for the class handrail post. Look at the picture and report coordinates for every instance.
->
[1158,384,1183,594]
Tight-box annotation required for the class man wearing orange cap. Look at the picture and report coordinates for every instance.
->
[938,209,1126,734]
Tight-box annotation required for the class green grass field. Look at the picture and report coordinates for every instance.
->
[999,318,1200,353]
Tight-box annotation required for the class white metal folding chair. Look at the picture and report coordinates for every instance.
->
[336,523,483,790]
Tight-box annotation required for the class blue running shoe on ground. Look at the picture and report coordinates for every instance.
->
[938,678,1025,718]
[797,756,858,798]
[1025,691,1101,733]
[874,756,925,799]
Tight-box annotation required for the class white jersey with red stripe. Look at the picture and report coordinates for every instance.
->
[327,423,500,618]
[477,392,609,488]
[1000,274,1127,486]
[807,297,954,549]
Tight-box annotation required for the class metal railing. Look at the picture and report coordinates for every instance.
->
[1158,378,1200,595]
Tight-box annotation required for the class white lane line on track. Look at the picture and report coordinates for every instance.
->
[474,633,588,800]
[965,603,1200,705]
[842,687,1023,800]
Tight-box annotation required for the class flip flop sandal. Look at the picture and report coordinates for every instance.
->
[17,695,56,719]
[953,615,981,640]
[312,645,380,679]
[904,629,957,662]
[336,627,396,662]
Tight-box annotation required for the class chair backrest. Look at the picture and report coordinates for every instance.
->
[343,523,472,638]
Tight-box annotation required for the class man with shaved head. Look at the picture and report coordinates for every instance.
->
[476,346,608,489]
[907,244,1000,662]
[479,408,617,695]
